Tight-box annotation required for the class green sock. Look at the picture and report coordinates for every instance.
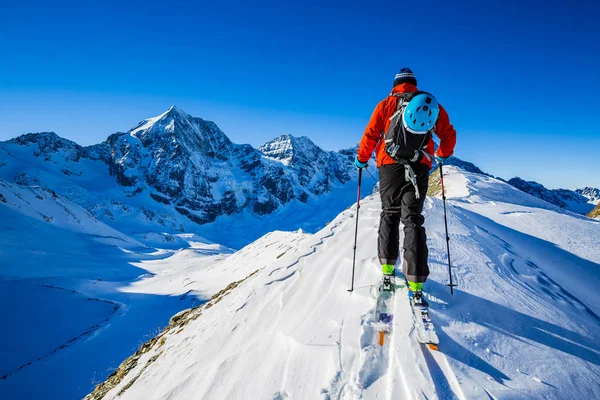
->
[381,264,395,275]
[408,281,423,292]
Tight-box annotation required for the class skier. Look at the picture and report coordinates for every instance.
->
[355,67,456,299]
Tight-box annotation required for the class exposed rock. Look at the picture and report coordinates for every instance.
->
[588,203,600,219]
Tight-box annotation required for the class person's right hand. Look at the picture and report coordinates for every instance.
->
[354,155,368,169]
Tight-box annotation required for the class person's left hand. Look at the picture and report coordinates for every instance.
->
[435,155,448,165]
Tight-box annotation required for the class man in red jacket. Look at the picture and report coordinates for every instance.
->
[355,67,456,294]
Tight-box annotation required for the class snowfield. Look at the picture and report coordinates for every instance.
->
[0,179,230,399]
[84,166,600,400]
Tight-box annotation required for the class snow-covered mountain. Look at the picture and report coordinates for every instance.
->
[259,134,353,194]
[4,107,600,400]
[507,177,596,215]
[430,156,597,217]
[433,155,491,176]
[0,107,358,246]
[84,166,600,400]
[577,187,600,205]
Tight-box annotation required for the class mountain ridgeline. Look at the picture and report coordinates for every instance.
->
[89,107,356,220]
[1,106,597,241]
[506,177,597,215]
[0,107,357,234]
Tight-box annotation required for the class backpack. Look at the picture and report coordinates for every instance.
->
[383,91,436,164]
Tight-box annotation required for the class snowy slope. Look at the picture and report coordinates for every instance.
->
[0,179,235,399]
[86,166,600,400]
[0,178,144,278]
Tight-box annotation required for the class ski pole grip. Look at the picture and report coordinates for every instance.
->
[358,168,363,186]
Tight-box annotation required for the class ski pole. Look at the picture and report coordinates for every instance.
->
[348,168,363,292]
[439,163,457,295]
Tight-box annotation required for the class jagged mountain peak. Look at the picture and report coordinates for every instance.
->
[262,133,318,149]
[167,104,182,113]
[123,106,232,159]
[260,134,323,165]
[5,131,85,163]
[8,131,79,146]
[130,106,191,136]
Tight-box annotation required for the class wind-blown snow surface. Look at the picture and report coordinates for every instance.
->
[0,179,240,399]
[91,166,600,400]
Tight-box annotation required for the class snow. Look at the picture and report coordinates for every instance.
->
[0,279,118,379]
[130,107,174,136]
[85,166,600,400]
[577,187,600,205]
[2,107,599,399]
[0,180,233,399]
[0,109,360,244]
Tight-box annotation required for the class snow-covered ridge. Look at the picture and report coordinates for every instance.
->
[2,105,596,246]
[507,176,596,215]
[85,166,600,400]
[435,154,598,217]
[0,178,135,244]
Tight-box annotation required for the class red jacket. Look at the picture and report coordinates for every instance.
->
[357,83,456,168]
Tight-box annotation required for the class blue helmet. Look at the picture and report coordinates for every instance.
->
[402,92,439,133]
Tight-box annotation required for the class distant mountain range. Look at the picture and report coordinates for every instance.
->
[435,156,598,216]
[0,107,359,243]
[1,106,598,245]
[576,187,600,205]
[505,177,597,216]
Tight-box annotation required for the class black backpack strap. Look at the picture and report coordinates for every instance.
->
[388,92,413,122]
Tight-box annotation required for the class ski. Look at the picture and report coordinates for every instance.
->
[405,279,440,350]
[373,274,396,346]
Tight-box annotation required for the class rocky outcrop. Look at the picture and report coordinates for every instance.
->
[588,203,600,219]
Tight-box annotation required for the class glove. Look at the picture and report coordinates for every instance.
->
[435,155,448,165]
[354,155,368,169]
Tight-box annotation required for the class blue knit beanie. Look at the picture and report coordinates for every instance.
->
[393,67,417,87]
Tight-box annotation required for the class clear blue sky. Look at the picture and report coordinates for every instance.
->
[1,0,599,189]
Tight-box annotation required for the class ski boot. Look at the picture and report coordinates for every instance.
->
[410,290,429,307]
[381,264,395,292]
[407,281,429,307]
[381,275,393,292]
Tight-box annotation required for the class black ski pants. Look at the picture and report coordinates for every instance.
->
[378,163,430,283]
